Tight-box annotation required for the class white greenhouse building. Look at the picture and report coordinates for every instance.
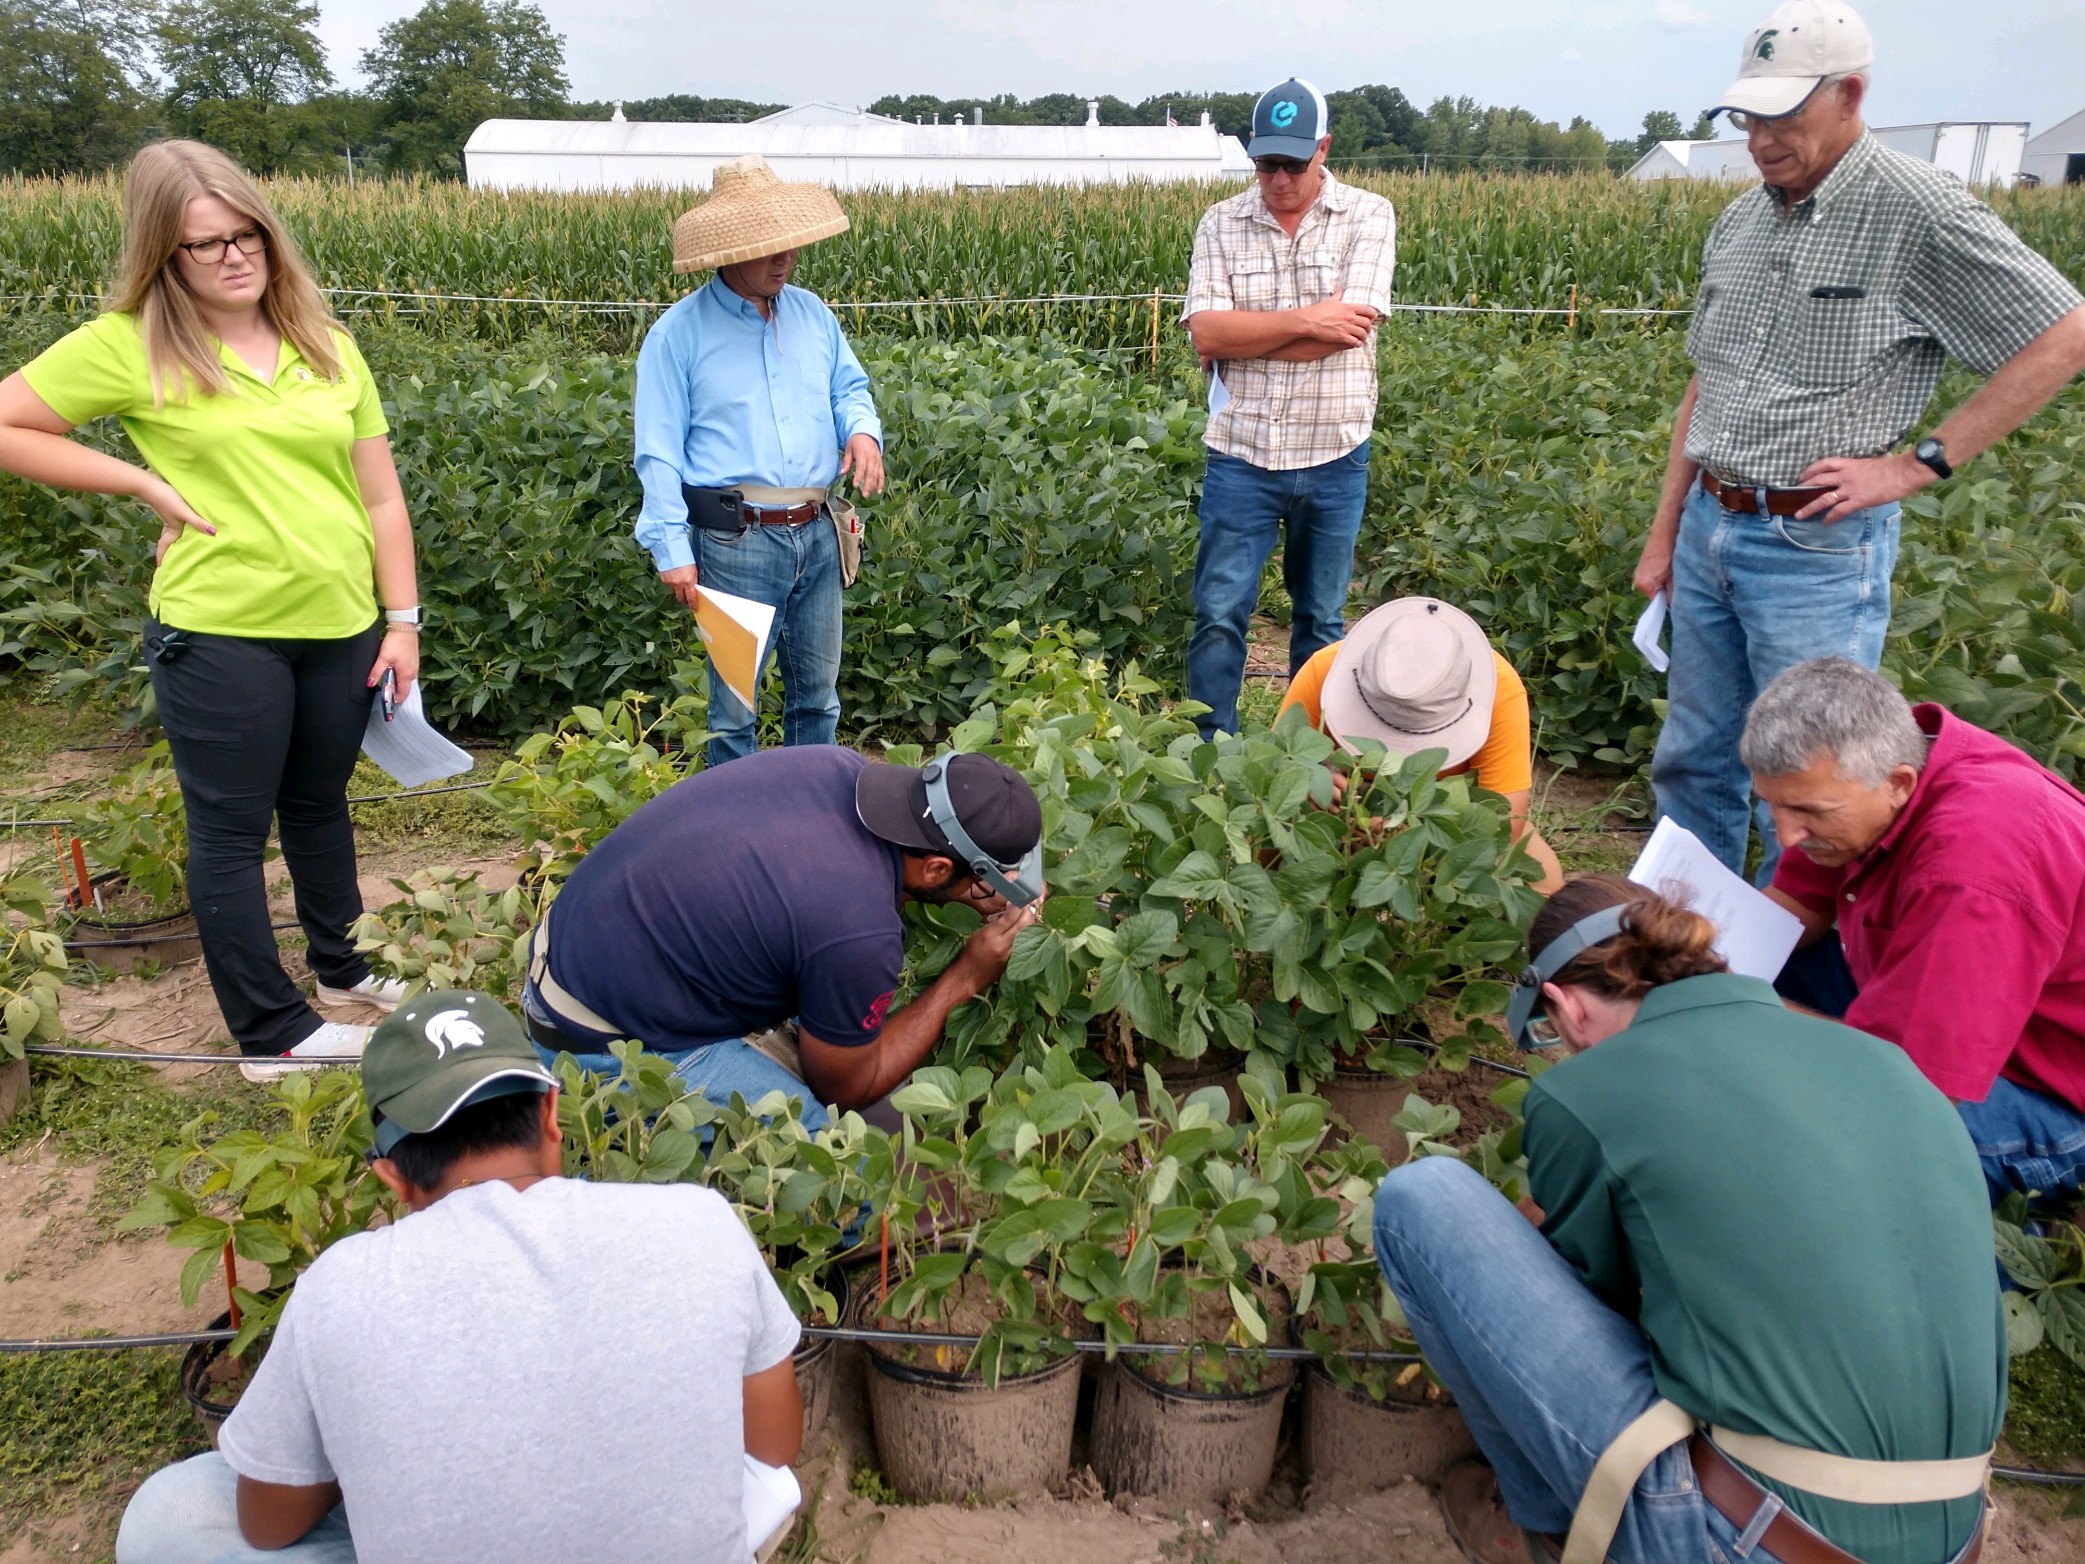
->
[464,101,1253,192]
[2022,107,2085,186]
[1630,121,2028,186]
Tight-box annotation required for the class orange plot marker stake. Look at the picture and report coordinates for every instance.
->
[69,837,92,910]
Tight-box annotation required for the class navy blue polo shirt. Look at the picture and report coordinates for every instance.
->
[544,747,906,1051]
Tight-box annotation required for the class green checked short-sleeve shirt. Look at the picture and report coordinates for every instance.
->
[1684,132,2083,488]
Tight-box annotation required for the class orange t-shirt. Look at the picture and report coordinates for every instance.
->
[1279,643,1534,797]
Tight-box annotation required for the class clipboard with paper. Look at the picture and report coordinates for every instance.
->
[694,586,776,712]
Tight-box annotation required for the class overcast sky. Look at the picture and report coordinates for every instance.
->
[312,0,2085,142]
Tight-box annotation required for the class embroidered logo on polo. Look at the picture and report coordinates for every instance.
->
[424,1009,487,1059]
[862,992,894,1030]
[1270,100,1300,129]
[1754,29,1779,60]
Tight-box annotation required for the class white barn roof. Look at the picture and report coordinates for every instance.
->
[2022,106,2085,186]
[464,115,1253,191]
[1630,122,2028,186]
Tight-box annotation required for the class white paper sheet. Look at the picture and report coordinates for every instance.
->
[694,585,777,713]
[1632,590,1671,673]
[1628,818,1802,982]
[742,1455,801,1560]
[1208,366,1231,415]
[360,683,474,789]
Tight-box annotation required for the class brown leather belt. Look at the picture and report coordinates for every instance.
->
[1700,472,1834,517]
[1690,1433,1984,1564]
[745,501,824,526]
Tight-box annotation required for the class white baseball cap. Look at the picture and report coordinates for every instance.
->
[1712,1,1873,121]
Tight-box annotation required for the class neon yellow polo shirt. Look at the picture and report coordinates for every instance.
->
[22,313,388,639]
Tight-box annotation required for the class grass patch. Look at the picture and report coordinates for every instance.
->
[0,1345,202,1547]
[2006,1346,2085,1468]
[346,754,514,859]
[2,1057,278,1235]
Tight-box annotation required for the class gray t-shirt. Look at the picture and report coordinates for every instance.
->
[220,1177,799,1564]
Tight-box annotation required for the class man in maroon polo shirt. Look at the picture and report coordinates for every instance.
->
[1737,656,2085,1203]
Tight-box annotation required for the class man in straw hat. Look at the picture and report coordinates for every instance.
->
[636,155,884,768]
[1281,597,1563,891]
[115,992,805,1564]
[1633,0,2085,883]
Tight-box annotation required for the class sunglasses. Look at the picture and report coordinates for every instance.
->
[1254,157,1313,177]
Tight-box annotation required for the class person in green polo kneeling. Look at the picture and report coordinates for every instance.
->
[1374,875,2001,1564]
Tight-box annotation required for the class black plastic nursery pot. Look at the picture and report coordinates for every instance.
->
[792,1265,850,1450]
[1298,1359,1476,1493]
[1088,1272,1296,1508]
[852,1270,1085,1503]
[1318,1064,1412,1165]
[66,874,201,973]
[180,1310,268,1448]
[1088,1353,1296,1508]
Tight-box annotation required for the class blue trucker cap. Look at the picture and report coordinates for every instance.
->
[1247,78,1331,160]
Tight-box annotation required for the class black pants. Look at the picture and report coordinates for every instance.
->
[147,618,382,1055]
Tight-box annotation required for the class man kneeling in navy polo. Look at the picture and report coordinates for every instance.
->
[1750,657,2085,1203]
[521,745,1044,1125]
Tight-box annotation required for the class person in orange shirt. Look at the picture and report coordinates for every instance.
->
[1281,596,1564,892]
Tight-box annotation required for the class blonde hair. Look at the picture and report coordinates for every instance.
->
[109,141,343,404]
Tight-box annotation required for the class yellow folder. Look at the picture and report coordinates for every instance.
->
[693,586,776,713]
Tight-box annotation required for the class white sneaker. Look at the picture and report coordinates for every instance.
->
[238,1023,373,1082]
[315,974,410,1013]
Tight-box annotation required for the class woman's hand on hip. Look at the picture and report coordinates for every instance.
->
[143,477,216,566]
[368,625,420,702]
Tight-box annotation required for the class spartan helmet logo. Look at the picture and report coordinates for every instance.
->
[423,1009,487,1059]
[1754,27,1779,60]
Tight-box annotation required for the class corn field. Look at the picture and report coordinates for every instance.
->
[5,173,2080,351]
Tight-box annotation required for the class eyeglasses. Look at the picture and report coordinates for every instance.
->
[1253,157,1313,178]
[178,227,269,266]
[1525,1012,1563,1049]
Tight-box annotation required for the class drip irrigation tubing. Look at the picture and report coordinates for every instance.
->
[0,1322,1417,1364]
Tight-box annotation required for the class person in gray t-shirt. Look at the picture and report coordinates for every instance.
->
[115,991,804,1564]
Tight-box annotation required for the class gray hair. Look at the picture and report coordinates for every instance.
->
[1740,658,1927,785]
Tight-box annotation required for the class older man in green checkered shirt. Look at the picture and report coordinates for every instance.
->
[1634,0,2085,882]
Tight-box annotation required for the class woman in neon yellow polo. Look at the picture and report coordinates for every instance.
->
[0,141,421,1079]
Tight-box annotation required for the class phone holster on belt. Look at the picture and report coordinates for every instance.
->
[681,484,747,532]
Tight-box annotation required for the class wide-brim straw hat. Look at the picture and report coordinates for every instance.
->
[672,155,849,274]
[1318,597,1498,767]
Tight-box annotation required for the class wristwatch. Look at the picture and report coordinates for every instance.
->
[385,606,422,630]
[1913,437,1953,480]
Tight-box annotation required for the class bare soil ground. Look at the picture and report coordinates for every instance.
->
[4,698,2080,1564]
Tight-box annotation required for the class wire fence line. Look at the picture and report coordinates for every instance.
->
[0,286,1695,320]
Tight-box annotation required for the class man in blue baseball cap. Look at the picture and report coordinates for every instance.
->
[1182,78,1398,740]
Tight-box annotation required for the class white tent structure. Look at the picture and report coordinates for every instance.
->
[2022,107,2085,186]
[464,104,1253,192]
[1629,121,2027,186]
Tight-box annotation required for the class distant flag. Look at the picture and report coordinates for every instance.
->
[1166,106,1177,127]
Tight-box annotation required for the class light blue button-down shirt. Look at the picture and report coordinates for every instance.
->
[632,277,882,571]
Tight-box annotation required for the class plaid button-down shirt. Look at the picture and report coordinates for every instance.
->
[1684,132,2083,488]
[1183,172,1397,471]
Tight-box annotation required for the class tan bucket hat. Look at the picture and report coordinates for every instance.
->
[1317,597,1498,766]
[671,155,849,274]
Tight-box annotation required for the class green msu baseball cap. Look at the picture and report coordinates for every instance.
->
[362,990,556,1158]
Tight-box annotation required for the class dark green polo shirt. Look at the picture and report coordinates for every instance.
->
[1525,974,2003,1564]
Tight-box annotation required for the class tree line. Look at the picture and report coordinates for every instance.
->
[5,0,1715,181]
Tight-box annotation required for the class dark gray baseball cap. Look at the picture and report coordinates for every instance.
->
[1247,78,1331,161]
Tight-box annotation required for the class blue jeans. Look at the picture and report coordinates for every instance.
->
[694,515,842,768]
[117,1453,355,1564]
[531,1036,832,1134]
[1777,936,2085,1204]
[1652,478,1900,883]
[1187,442,1371,738]
[1373,1158,1789,1564]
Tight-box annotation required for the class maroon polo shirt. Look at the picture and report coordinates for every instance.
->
[1774,705,2085,1112]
